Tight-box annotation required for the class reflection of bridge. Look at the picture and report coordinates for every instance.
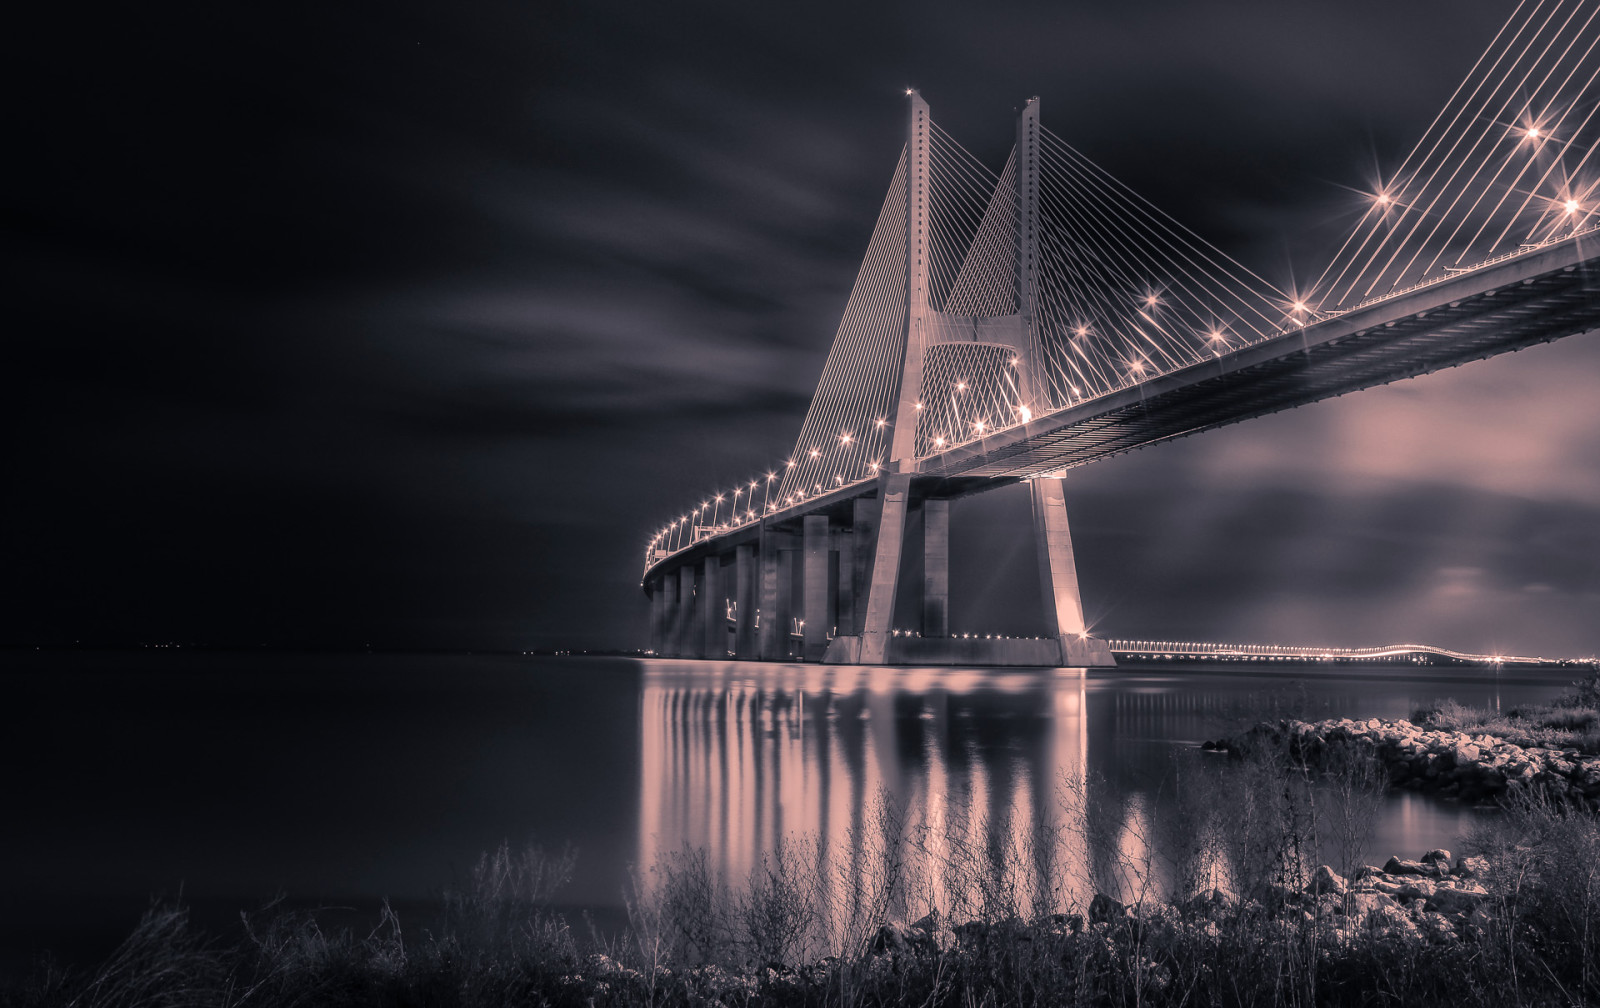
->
[642,4,1600,666]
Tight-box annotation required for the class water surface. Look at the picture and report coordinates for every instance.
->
[0,651,1573,969]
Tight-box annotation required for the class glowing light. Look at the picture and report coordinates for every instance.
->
[766,472,776,481]
[934,436,945,447]
[1018,405,1032,422]
[1375,192,1391,206]
[714,494,723,503]
[1074,325,1088,338]
[1527,127,1542,140]
[1566,199,1580,214]
[1010,357,1020,366]
[1070,384,1081,394]
[1208,329,1225,341]
[809,449,819,458]
[839,432,852,443]
[785,459,796,468]
[955,382,966,391]
[1292,301,1309,313]
[1144,293,1160,308]
[869,462,879,471]
[973,420,986,432]
[875,418,886,427]
[914,402,923,410]
[835,475,844,484]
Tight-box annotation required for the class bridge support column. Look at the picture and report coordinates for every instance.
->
[758,533,782,660]
[834,525,854,636]
[649,578,668,654]
[701,555,723,659]
[922,498,949,637]
[734,543,757,658]
[858,473,911,664]
[1029,476,1115,667]
[803,515,830,661]
[778,548,797,658]
[850,497,876,635]
[674,565,696,658]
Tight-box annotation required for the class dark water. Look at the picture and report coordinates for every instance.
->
[0,651,1577,970]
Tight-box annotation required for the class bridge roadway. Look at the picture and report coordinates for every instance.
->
[643,230,1600,662]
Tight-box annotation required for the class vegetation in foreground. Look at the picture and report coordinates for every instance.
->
[7,752,1600,1007]
[10,674,1600,1007]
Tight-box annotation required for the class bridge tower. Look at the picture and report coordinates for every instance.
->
[840,94,1115,667]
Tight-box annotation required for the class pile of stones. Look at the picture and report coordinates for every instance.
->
[1206,717,1600,809]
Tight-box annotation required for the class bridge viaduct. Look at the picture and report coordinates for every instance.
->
[641,93,1600,667]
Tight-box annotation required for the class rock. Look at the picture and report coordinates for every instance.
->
[1427,885,1489,915]
[1089,892,1125,924]
[1421,848,1453,866]
[1308,865,1347,896]
[1418,911,1461,943]
[1343,891,1401,916]
[869,921,934,956]
[1382,856,1433,876]
[1453,855,1490,878]
[1179,888,1232,918]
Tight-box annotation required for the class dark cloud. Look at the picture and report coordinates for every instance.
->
[7,0,1597,654]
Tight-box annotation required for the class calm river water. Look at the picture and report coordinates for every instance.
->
[0,651,1578,970]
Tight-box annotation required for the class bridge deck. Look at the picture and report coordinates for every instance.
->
[917,234,1600,480]
[645,234,1600,584]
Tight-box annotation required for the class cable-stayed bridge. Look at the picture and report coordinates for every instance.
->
[641,0,1600,667]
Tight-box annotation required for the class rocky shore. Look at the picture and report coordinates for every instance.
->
[859,847,1494,958]
[1208,716,1600,810]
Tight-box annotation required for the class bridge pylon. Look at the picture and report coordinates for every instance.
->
[838,93,1114,667]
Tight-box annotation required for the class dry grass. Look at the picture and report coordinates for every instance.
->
[8,741,1600,1006]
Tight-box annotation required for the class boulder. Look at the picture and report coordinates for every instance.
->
[1308,865,1347,896]
[1088,892,1125,925]
[1427,885,1489,915]
[1382,856,1433,876]
[1421,848,1453,866]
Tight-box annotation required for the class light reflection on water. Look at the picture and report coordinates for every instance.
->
[638,663,1089,917]
[634,660,1569,913]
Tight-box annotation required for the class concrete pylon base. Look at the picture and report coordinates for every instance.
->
[821,633,1117,667]
[1059,635,1117,667]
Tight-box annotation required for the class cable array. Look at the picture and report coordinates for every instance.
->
[1030,128,1296,409]
[774,151,908,507]
[1316,0,1600,310]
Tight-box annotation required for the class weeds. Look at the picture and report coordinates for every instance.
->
[9,756,1600,1007]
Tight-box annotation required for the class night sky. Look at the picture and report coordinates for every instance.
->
[10,0,1599,656]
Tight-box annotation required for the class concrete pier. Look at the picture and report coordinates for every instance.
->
[922,498,949,638]
[734,543,757,657]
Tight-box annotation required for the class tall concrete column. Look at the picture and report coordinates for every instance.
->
[758,534,782,660]
[674,565,696,658]
[734,543,757,658]
[803,515,830,661]
[649,579,668,654]
[701,556,723,659]
[859,473,912,664]
[778,549,797,658]
[1029,477,1114,666]
[834,527,854,637]
[922,498,949,637]
[851,496,876,635]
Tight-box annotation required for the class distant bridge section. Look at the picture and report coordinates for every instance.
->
[1109,640,1598,668]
